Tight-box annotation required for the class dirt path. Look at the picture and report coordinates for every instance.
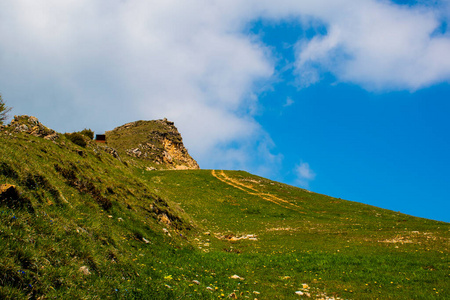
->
[211,170,305,213]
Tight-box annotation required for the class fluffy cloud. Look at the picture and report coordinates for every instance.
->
[0,0,276,172]
[289,0,450,90]
[294,162,316,188]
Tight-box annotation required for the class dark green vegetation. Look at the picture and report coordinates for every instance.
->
[64,129,95,148]
[0,125,448,299]
[64,132,88,148]
[0,94,12,125]
[79,129,94,140]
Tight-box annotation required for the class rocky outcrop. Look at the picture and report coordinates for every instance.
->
[106,119,199,170]
[8,115,59,141]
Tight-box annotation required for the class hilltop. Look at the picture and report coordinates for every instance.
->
[0,116,448,299]
[105,118,199,170]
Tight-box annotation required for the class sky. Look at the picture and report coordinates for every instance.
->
[0,0,449,222]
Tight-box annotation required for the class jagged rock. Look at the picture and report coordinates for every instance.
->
[8,115,59,141]
[127,147,142,157]
[17,124,28,132]
[97,145,121,161]
[105,119,199,170]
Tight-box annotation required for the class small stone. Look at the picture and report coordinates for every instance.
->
[28,116,39,125]
[159,213,171,225]
[192,280,200,285]
[79,266,91,275]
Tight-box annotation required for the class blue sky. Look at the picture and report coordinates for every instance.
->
[0,0,449,222]
[249,18,450,222]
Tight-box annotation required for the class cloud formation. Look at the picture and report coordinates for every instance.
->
[287,0,450,90]
[0,0,277,171]
[0,0,449,176]
[294,162,316,188]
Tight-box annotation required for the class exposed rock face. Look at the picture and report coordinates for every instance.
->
[106,119,199,170]
[8,115,59,141]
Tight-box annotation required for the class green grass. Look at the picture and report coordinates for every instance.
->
[0,128,448,299]
[140,170,449,299]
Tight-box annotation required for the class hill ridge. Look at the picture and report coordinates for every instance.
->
[0,115,448,299]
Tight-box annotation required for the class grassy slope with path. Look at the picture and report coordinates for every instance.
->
[142,169,449,299]
[0,128,448,299]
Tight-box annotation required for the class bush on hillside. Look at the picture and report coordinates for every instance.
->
[65,132,87,148]
[80,128,94,140]
[0,94,12,125]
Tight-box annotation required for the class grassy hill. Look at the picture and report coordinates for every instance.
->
[0,118,448,299]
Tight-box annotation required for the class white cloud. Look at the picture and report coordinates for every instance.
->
[294,162,316,188]
[283,97,295,107]
[287,0,450,91]
[0,0,275,172]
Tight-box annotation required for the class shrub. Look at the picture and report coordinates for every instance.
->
[65,132,87,148]
[80,128,94,140]
[0,94,12,125]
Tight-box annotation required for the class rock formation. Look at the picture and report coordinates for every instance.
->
[106,119,199,170]
[8,115,59,141]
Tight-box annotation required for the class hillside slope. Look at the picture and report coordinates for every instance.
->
[0,117,448,299]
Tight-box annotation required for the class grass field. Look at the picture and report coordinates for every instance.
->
[0,129,448,299]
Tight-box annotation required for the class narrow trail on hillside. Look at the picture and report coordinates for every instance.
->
[211,170,305,213]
